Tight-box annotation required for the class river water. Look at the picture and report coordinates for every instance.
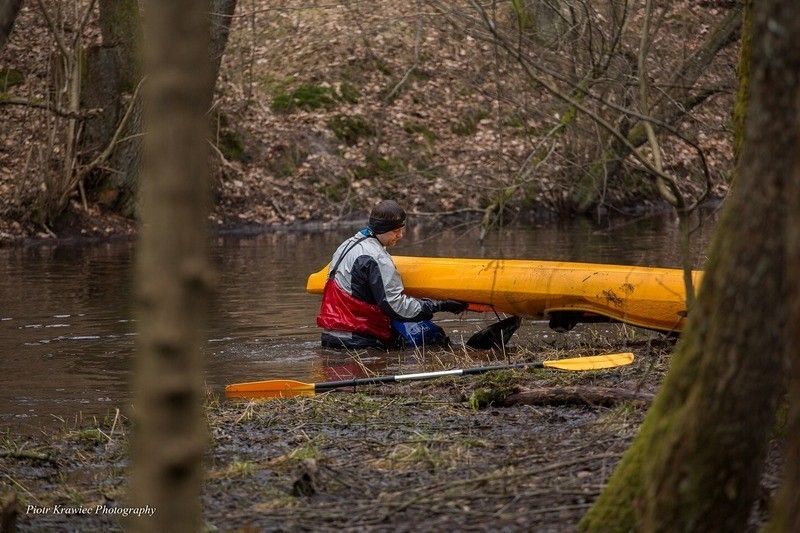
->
[0,213,717,433]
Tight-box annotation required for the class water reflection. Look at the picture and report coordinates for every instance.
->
[0,211,717,431]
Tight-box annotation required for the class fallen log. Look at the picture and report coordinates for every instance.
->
[500,386,653,407]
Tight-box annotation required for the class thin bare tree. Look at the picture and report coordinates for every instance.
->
[130,0,215,530]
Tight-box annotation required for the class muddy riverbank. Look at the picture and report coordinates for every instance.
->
[0,335,783,531]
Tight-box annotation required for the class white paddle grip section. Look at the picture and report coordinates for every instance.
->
[394,369,465,381]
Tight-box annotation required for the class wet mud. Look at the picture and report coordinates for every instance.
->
[0,334,783,532]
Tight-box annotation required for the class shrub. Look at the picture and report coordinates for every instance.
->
[403,121,437,144]
[0,68,24,92]
[338,82,360,104]
[451,109,490,136]
[327,114,374,145]
[271,84,337,113]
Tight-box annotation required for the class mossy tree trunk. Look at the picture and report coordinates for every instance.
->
[580,0,798,530]
[130,0,214,529]
[731,0,752,169]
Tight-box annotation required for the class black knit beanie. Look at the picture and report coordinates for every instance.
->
[368,200,406,234]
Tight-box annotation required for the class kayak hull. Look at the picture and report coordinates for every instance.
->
[307,256,703,333]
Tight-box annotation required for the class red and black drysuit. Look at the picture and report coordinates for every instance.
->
[317,230,459,349]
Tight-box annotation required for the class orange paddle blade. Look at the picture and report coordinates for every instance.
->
[225,379,315,399]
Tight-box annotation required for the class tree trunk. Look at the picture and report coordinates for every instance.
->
[98,0,141,90]
[130,0,214,529]
[731,0,752,169]
[769,10,800,522]
[580,0,798,530]
[0,0,22,50]
[81,0,143,214]
[84,0,237,217]
[210,0,237,91]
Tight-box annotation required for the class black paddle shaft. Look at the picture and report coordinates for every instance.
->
[314,360,546,391]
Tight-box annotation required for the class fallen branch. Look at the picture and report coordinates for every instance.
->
[0,450,58,465]
[0,96,100,119]
[501,386,654,407]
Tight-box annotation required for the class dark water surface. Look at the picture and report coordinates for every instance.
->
[0,213,716,432]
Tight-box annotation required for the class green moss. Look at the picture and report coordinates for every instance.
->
[260,74,292,96]
[353,152,407,182]
[222,459,256,478]
[772,398,789,438]
[0,69,24,91]
[66,428,106,445]
[338,82,360,104]
[374,59,393,76]
[97,0,142,90]
[468,370,522,409]
[271,84,337,113]
[574,148,616,212]
[403,121,437,144]
[327,114,374,145]
[289,442,321,461]
[451,109,489,136]
[213,113,248,162]
[219,129,246,161]
[503,114,526,130]
[268,142,308,178]
[319,176,351,202]
[376,157,404,176]
[270,81,361,113]
[510,0,532,32]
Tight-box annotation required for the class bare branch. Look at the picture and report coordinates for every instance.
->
[35,0,70,59]
[0,95,100,118]
[59,77,145,206]
[71,0,98,51]
[467,0,686,207]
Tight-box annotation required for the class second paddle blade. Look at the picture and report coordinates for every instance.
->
[542,352,634,371]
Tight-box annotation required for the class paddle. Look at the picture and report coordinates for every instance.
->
[225,352,634,399]
[466,315,522,349]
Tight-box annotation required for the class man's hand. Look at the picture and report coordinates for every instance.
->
[437,300,468,314]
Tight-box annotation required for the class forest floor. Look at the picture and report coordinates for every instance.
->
[0,1,737,246]
[0,330,783,531]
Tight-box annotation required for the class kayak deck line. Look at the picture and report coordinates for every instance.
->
[307,256,702,333]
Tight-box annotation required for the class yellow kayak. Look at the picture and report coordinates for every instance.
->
[307,256,703,333]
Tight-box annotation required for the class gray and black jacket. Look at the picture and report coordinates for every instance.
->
[321,230,440,348]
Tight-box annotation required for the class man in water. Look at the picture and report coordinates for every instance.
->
[317,200,467,349]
